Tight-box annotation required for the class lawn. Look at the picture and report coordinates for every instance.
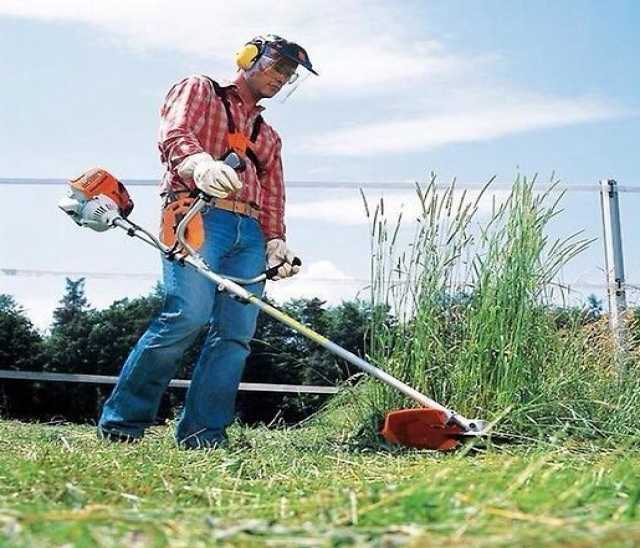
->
[1,419,639,546]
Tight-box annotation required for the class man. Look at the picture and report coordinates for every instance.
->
[98,35,317,448]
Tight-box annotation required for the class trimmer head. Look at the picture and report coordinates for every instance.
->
[381,408,487,451]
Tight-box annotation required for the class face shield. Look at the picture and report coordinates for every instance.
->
[246,43,316,102]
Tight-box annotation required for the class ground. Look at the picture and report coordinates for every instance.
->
[1,419,639,547]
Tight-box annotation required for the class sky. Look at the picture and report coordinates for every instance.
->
[0,0,639,330]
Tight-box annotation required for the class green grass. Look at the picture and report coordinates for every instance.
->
[2,419,640,546]
[337,175,640,445]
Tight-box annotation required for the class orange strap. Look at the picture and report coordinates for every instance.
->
[227,132,252,155]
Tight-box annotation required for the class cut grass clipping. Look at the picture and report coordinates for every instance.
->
[3,421,640,546]
[322,175,640,447]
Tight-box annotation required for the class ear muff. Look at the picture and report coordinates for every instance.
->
[236,43,261,70]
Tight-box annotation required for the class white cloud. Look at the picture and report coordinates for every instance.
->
[266,260,366,305]
[287,189,505,225]
[302,95,626,156]
[0,1,480,96]
[1,0,630,155]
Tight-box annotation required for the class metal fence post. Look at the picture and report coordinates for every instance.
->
[599,179,628,375]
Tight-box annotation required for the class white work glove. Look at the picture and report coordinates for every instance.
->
[266,238,301,281]
[176,152,242,198]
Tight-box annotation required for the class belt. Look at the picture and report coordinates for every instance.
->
[213,198,261,220]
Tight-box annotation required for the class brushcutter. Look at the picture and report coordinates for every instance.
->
[58,155,490,451]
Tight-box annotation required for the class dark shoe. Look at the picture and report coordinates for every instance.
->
[97,428,142,444]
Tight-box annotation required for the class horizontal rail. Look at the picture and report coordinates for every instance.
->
[4,267,639,291]
[0,370,339,395]
[0,268,369,284]
[2,177,638,192]
[1,268,161,280]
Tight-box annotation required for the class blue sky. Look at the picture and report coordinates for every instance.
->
[1,1,638,329]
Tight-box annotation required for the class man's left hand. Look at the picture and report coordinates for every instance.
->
[266,239,300,281]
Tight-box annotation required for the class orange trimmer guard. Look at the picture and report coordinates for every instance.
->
[381,408,466,451]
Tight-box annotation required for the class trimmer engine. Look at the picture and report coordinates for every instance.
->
[58,168,134,231]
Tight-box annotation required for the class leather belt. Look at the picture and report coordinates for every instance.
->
[214,198,261,220]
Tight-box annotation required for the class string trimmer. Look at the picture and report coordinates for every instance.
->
[58,155,489,451]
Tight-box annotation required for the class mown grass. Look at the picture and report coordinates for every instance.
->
[2,419,640,546]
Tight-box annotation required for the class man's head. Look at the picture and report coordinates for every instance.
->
[236,35,317,100]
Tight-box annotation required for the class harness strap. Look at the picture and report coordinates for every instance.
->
[207,77,263,172]
[210,79,236,133]
[250,115,263,142]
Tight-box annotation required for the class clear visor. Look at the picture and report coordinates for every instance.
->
[248,48,312,102]
[252,52,300,84]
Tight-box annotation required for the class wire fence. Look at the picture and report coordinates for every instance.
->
[1,177,638,191]
[3,176,639,292]
[3,267,634,289]
[2,176,638,389]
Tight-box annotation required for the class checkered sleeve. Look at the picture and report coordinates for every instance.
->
[258,131,286,241]
[158,75,213,175]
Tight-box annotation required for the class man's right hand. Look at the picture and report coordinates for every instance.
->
[177,152,243,198]
[193,158,243,198]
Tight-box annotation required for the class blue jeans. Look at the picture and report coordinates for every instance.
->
[98,207,265,447]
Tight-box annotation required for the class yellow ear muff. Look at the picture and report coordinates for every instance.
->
[236,44,261,70]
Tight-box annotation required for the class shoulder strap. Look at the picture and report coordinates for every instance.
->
[246,116,263,171]
[204,76,236,133]
[246,115,264,172]
[250,115,263,142]
[202,76,263,172]
[204,76,264,144]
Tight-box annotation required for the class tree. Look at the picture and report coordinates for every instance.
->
[86,284,164,377]
[51,278,90,329]
[47,278,95,373]
[3,282,387,426]
[0,295,44,371]
[239,297,386,424]
[0,294,46,418]
[40,278,100,421]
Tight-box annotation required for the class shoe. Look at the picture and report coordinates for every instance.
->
[97,428,142,444]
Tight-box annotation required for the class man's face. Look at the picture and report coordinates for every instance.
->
[246,55,298,99]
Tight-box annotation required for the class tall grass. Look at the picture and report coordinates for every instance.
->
[324,175,640,445]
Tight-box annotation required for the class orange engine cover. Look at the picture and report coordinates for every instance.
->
[70,168,134,217]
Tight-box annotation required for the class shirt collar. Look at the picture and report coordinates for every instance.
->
[219,80,266,114]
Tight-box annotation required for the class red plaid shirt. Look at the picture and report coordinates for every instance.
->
[158,75,286,240]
